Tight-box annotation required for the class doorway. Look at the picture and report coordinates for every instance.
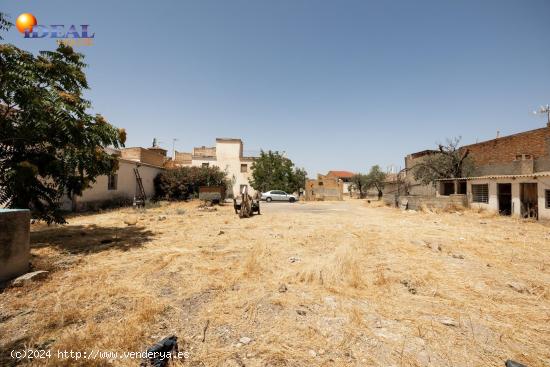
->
[520,183,538,219]
[497,183,512,216]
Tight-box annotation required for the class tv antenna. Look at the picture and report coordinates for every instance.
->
[172,138,179,159]
[534,104,550,125]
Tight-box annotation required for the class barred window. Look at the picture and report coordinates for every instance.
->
[546,190,550,209]
[472,184,488,203]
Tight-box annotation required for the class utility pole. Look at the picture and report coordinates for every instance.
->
[534,104,550,125]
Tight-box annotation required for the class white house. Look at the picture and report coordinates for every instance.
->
[174,138,256,197]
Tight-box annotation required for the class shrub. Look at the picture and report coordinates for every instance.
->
[154,166,229,200]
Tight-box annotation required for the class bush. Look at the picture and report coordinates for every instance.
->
[154,166,229,200]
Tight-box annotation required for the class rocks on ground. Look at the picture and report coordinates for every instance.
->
[11,271,49,286]
[239,336,252,345]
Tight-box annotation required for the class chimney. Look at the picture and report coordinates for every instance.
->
[496,130,500,139]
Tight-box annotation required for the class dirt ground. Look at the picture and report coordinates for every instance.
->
[1,199,549,366]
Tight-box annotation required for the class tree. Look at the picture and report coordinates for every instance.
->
[0,12,11,39]
[365,165,387,199]
[154,166,229,200]
[0,16,125,223]
[249,150,307,194]
[349,173,369,198]
[412,137,475,186]
[292,167,307,195]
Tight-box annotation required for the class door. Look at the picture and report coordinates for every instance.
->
[497,183,512,215]
[520,183,538,219]
[274,190,286,201]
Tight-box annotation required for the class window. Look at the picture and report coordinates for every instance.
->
[441,181,455,196]
[546,190,550,209]
[107,174,118,190]
[472,184,489,203]
[202,162,209,168]
[241,164,247,173]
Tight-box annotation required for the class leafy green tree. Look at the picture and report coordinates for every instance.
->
[249,150,307,194]
[412,137,475,186]
[0,16,125,223]
[350,173,369,198]
[154,166,229,200]
[365,165,387,199]
[292,167,308,195]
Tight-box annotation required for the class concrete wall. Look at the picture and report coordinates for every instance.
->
[404,152,439,196]
[0,209,30,282]
[467,177,550,220]
[74,160,163,210]
[384,194,467,210]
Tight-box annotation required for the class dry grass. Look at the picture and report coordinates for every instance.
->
[1,200,549,366]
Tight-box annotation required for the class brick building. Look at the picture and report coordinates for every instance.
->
[305,174,343,201]
[462,127,550,176]
[326,170,354,194]
[438,122,550,219]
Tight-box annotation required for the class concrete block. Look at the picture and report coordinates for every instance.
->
[0,209,30,282]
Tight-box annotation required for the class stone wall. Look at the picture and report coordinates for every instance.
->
[0,209,30,282]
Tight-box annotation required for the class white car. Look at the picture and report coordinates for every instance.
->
[261,190,298,202]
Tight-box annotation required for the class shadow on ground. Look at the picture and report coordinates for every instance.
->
[31,224,155,254]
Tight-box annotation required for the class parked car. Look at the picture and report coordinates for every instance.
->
[261,190,298,202]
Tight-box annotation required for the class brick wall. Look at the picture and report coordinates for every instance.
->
[462,127,550,168]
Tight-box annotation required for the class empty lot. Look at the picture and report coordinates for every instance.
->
[1,200,549,366]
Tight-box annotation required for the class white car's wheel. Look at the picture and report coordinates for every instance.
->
[266,197,272,202]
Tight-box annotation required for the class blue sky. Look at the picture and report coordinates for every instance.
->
[2,0,550,176]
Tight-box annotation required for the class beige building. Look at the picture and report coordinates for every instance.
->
[174,138,256,197]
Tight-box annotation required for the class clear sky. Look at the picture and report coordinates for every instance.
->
[2,0,550,176]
